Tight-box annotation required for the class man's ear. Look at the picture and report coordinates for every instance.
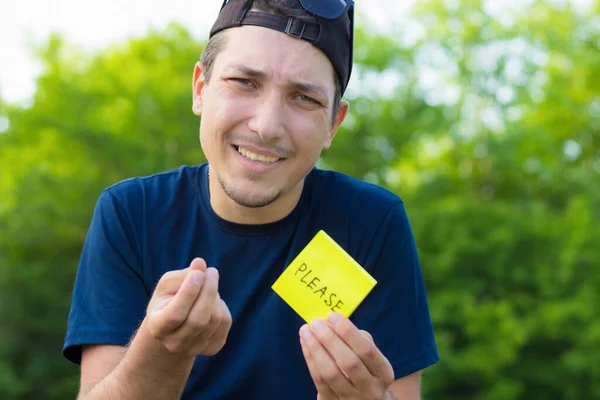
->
[323,100,349,150]
[192,62,206,116]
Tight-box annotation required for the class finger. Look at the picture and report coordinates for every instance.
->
[310,319,372,389]
[300,329,338,398]
[327,313,393,382]
[202,298,233,356]
[155,258,206,295]
[195,293,225,342]
[361,330,374,342]
[152,269,205,335]
[300,324,353,395]
[154,269,188,295]
[171,268,220,340]
[189,257,208,272]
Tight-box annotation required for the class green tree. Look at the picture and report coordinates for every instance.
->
[0,24,204,399]
[325,0,600,398]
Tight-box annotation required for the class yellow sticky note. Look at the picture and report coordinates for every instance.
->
[272,230,377,323]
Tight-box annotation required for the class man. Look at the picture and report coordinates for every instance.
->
[63,0,439,399]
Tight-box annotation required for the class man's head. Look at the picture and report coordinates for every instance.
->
[192,0,353,220]
[202,0,354,122]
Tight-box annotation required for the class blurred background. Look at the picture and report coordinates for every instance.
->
[0,0,599,398]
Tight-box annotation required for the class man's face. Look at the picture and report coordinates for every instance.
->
[193,25,348,211]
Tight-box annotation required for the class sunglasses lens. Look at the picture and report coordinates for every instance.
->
[299,0,353,19]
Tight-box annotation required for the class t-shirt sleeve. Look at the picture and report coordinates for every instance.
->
[63,188,149,365]
[353,201,439,379]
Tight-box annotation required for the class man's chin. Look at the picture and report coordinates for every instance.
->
[228,191,282,209]
[221,180,282,209]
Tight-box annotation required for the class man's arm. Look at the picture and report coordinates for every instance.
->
[78,345,126,398]
[78,259,232,400]
[78,321,196,400]
[385,371,421,400]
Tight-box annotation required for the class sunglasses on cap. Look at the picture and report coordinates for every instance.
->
[220,0,354,20]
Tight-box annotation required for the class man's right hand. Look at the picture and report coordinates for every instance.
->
[146,258,232,357]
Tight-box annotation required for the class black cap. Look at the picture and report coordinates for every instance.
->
[209,0,353,95]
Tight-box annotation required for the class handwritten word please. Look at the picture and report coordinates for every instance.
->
[294,263,344,312]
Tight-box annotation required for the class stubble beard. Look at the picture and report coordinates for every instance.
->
[215,170,283,208]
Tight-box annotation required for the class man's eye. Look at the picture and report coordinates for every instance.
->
[231,78,253,86]
[299,94,320,105]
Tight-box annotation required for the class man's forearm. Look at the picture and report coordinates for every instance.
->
[384,389,400,400]
[80,319,196,400]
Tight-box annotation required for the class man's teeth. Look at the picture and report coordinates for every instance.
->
[237,147,279,163]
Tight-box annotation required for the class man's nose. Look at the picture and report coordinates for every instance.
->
[247,92,286,141]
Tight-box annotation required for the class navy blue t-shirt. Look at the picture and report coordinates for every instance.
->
[64,164,438,399]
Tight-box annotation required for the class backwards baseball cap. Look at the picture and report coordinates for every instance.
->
[209,0,354,95]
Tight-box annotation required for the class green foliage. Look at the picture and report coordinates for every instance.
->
[0,23,204,399]
[1,1,599,398]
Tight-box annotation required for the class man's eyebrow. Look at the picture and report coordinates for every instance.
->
[222,64,266,78]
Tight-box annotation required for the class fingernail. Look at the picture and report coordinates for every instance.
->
[327,312,343,327]
[300,325,313,339]
[191,257,207,270]
[207,268,219,282]
[311,319,327,333]
[191,270,203,285]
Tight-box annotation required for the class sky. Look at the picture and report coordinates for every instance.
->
[0,0,414,105]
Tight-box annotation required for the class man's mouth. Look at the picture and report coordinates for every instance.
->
[234,145,281,164]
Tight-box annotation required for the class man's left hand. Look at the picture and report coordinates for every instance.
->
[299,312,395,400]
